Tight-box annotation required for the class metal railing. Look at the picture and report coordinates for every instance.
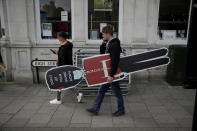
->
[74,49,131,96]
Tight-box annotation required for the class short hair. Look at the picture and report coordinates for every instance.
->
[57,31,68,39]
[102,25,113,36]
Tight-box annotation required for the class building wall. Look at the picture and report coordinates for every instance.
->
[0,0,186,83]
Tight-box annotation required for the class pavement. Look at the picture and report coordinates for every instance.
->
[0,80,195,131]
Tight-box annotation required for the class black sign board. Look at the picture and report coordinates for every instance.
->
[45,65,84,91]
[31,60,56,67]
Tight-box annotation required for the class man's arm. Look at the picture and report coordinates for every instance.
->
[110,42,120,77]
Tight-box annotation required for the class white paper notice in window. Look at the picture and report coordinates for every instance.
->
[162,30,176,40]
[42,23,52,37]
[61,11,68,21]
[100,23,107,32]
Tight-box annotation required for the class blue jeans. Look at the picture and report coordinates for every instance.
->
[93,81,125,112]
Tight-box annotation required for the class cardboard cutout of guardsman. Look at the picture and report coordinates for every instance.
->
[45,25,170,116]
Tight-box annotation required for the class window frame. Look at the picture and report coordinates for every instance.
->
[84,0,123,44]
[156,0,190,45]
[35,0,74,44]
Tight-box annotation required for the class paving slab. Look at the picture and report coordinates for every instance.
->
[0,80,195,130]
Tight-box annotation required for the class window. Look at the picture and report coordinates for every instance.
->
[39,0,72,39]
[157,0,191,41]
[88,0,119,40]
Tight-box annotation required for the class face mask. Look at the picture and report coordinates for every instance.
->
[59,41,63,44]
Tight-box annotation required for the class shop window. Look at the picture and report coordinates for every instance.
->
[40,0,72,39]
[88,0,119,40]
[158,0,191,40]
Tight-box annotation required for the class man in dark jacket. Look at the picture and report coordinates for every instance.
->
[86,25,125,116]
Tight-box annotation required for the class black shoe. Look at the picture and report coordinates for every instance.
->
[86,108,98,115]
[112,110,119,116]
[112,111,125,117]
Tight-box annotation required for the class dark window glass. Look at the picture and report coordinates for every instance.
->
[88,0,119,40]
[158,0,191,40]
[40,0,72,39]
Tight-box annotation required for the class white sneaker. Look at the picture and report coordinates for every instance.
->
[77,93,83,103]
[49,99,62,104]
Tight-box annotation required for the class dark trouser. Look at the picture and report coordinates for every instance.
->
[93,81,125,112]
[57,91,61,101]
[56,88,79,101]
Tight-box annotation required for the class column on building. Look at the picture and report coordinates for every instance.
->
[121,0,159,45]
[133,0,148,44]
[72,0,86,45]
[147,0,160,44]
[122,0,160,80]
[121,0,135,45]
[6,0,33,83]
[0,0,12,81]
[122,0,159,45]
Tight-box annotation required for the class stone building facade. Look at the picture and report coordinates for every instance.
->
[0,0,190,83]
